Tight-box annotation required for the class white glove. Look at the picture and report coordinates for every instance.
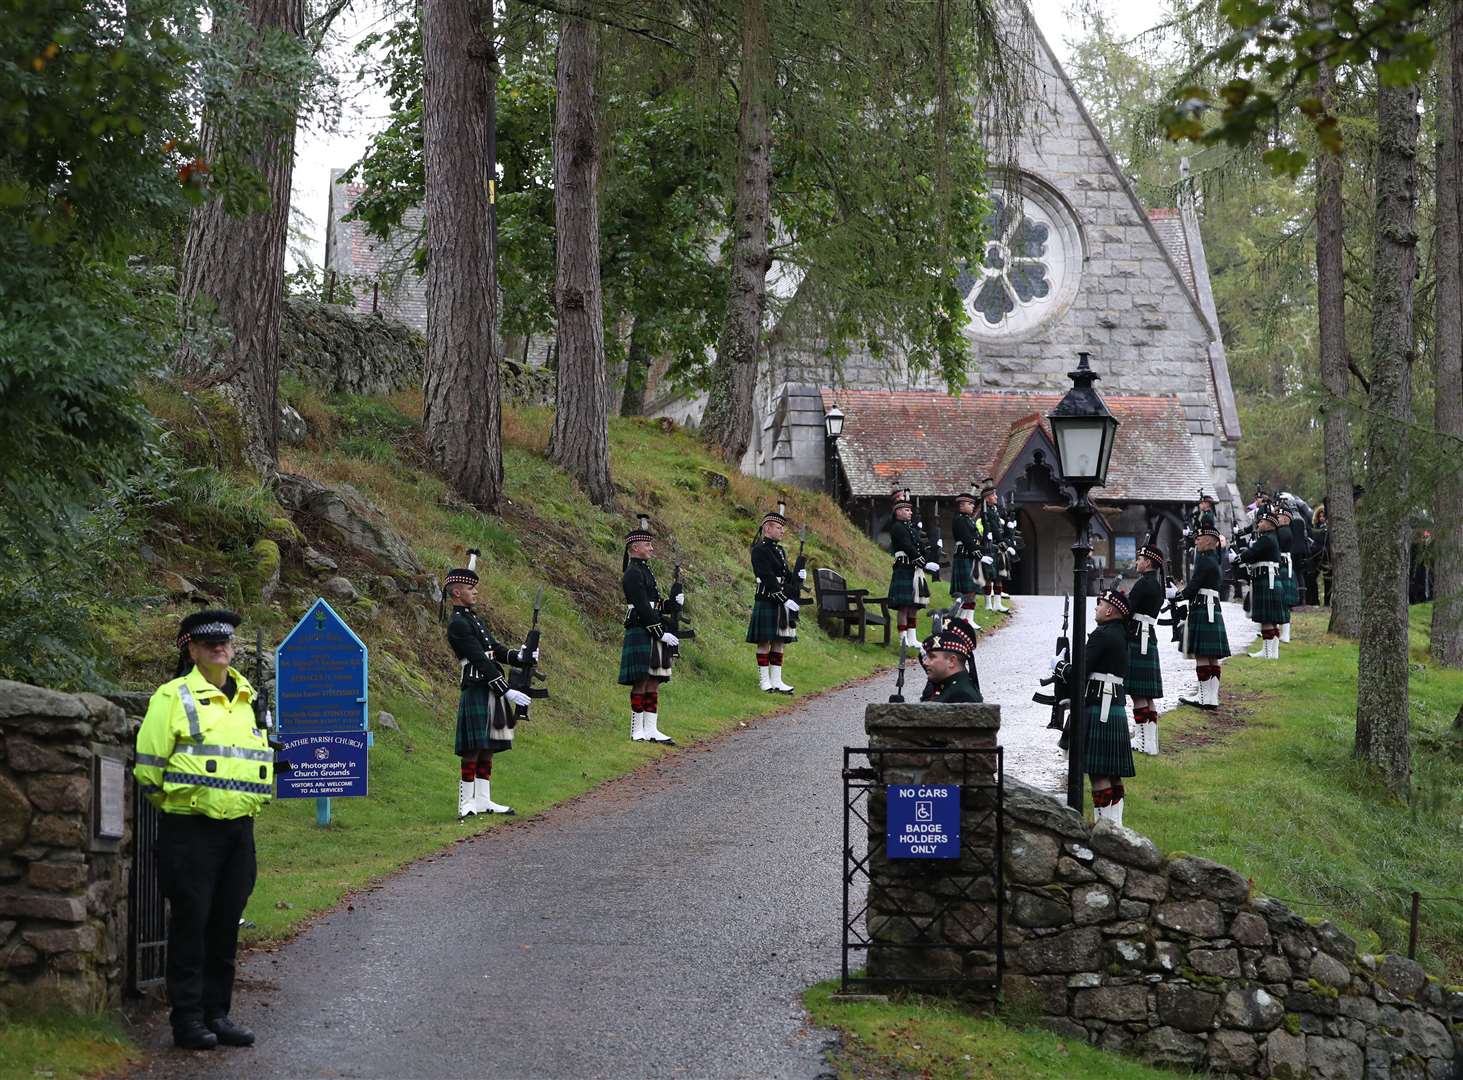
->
[981,555,994,566]
[936,538,944,549]
[674,593,685,606]
[1049,649,1068,672]
[1007,546,1017,557]
[1007,519,1017,529]
[784,598,800,613]
[504,689,531,709]
[1183,527,1192,537]
[517,647,540,664]
[797,568,807,581]
[1165,586,1178,599]
[924,561,940,573]
[660,632,680,648]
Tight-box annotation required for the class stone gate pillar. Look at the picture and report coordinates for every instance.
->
[862,701,1002,994]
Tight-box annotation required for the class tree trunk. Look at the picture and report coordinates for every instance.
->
[1433,21,1463,667]
[1354,71,1420,799]
[548,10,613,507]
[422,0,503,511]
[175,0,305,475]
[1315,43,1364,638]
[620,315,652,417]
[701,0,772,462]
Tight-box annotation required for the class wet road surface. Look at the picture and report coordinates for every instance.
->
[126,596,1255,1079]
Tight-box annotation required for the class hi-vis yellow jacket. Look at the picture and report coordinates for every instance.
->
[134,667,274,819]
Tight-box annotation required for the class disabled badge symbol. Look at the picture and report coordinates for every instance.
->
[915,800,933,822]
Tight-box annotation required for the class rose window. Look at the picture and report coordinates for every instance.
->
[957,184,1080,339]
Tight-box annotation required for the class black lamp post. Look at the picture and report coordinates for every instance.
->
[823,405,845,497]
[1046,352,1119,813]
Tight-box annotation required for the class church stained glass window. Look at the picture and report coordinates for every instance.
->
[961,184,1079,339]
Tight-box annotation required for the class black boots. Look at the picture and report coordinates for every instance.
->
[207,1015,256,1046]
[172,1020,218,1050]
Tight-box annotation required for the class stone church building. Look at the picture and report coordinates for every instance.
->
[325,3,1240,594]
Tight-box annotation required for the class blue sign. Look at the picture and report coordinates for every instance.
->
[276,732,369,800]
[886,784,960,859]
[276,599,368,735]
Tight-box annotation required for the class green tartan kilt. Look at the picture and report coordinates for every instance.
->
[618,626,673,685]
[455,684,513,756]
[888,563,920,608]
[746,597,793,644]
[1183,606,1231,659]
[1249,577,1289,625]
[1125,635,1164,698]
[950,556,979,594]
[1083,701,1135,778]
[1281,563,1300,607]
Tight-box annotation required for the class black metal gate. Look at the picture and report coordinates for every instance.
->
[128,792,167,994]
[841,746,1004,995]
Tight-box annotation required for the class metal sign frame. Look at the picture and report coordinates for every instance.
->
[841,745,1004,995]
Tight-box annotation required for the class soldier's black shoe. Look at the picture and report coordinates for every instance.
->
[206,1016,256,1047]
[173,1021,218,1050]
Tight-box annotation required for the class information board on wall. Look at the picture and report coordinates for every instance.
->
[276,599,369,801]
[885,784,961,860]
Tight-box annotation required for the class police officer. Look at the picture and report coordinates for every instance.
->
[134,610,273,1050]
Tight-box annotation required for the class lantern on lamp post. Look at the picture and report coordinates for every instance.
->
[823,405,845,497]
[1046,352,1119,813]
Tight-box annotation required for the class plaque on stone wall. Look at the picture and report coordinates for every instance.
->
[93,751,126,840]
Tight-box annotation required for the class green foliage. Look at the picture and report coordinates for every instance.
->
[0,1008,139,1080]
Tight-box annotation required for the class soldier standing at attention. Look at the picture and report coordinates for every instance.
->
[977,479,1010,612]
[1178,524,1231,710]
[747,500,800,694]
[949,484,982,630]
[444,552,534,819]
[1126,540,1166,756]
[134,610,273,1051]
[620,515,680,745]
[1054,588,1135,826]
[888,487,938,648]
[1242,510,1287,659]
[1274,501,1299,643]
[922,627,983,702]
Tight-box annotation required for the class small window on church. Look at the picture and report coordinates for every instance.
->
[960,181,1081,341]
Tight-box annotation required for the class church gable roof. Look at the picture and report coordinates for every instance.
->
[823,387,1209,504]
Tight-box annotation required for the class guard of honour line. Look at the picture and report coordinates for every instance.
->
[130,483,1307,1050]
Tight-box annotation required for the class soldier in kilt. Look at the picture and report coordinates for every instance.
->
[1127,540,1166,756]
[445,554,535,818]
[976,479,1011,612]
[922,626,982,702]
[949,484,982,631]
[1274,501,1300,643]
[1240,510,1287,659]
[1053,588,1135,826]
[888,487,938,648]
[747,500,801,694]
[1178,524,1230,711]
[620,515,680,745]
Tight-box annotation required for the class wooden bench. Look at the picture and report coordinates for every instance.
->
[813,568,891,645]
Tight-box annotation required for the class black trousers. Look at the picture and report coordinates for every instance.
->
[156,813,257,1028]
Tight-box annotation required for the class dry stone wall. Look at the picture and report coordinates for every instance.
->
[1001,780,1463,1079]
[0,681,138,1010]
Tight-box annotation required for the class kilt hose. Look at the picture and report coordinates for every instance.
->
[1126,635,1164,698]
[456,684,514,756]
[950,556,979,595]
[746,597,795,644]
[1083,701,1136,778]
[1183,605,1231,659]
[619,626,674,685]
[1249,576,1289,625]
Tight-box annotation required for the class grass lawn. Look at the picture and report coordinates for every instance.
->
[0,1010,139,1080]
[805,981,1175,1080]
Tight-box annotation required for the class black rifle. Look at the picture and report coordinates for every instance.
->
[254,630,290,772]
[507,586,548,723]
[1032,595,1070,731]
[889,638,909,703]
[789,526,809,628]
[1159,578,1188,648]
[664,562,695,652]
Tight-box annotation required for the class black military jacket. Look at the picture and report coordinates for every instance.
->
[448,606,511,693]
[1183,551,1222,600]
[978,502,1006,552]
[623,558,674,639]
[952,513,979,556]
[751,537,793,601]
[930,670,982,703]
[1128,571,1164,621]
[1241,531,1281,567]
[1059,619,1129,706]
[889,520,926,563]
